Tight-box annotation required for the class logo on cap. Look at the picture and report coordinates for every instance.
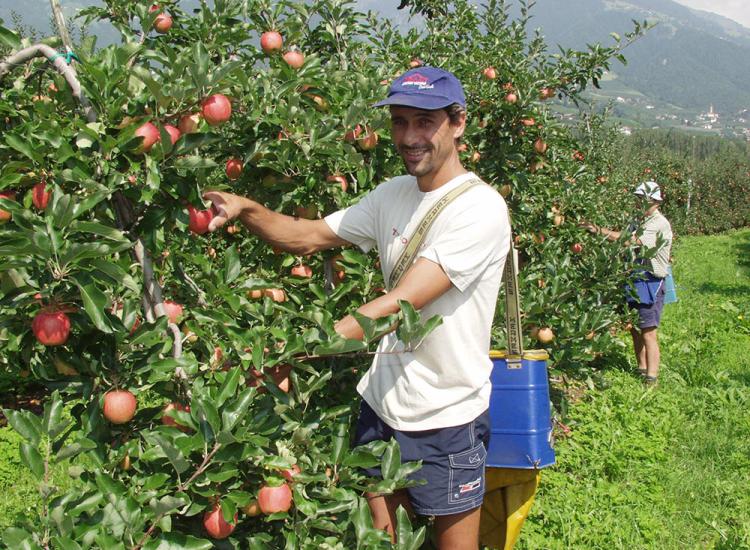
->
[401,73,434,90]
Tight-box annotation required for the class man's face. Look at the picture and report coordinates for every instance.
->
[389,106,465,178]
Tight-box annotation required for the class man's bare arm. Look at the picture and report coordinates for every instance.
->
[203,191,349,255]
[579,221,640,244]
[334,257,453,340]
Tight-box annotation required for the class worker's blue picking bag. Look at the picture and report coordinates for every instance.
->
[663,265,678,304]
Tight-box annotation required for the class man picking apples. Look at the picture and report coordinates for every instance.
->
[204,67,510,549]
[580,181,673,386]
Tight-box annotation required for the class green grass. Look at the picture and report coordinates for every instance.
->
[518,229,750,549]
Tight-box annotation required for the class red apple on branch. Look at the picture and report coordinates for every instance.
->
[188,204,215,234]
[31,182,51,210]
[103,390,137,424]
[178,113,201,134]
[283,50,305,69]
[32,310,71,346]
[0,190,16,222]
[203,503,237,539]
[135,122,160,153]
[225,158,243,180]
[201,94,232,126]
[260,31,283,54]
[258,483,293,514]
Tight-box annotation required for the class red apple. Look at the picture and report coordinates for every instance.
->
[225,158,243,180]
[344,124,363,143]
[32,310,71,346]
[280,464,301,482]
[31,182,51,210]
[135,122,160,153]
[242,499,262,517]
[162,402,191,431]
[163,124,181,146]
[505,92,518,104]
[260,31,283,54]
[573,150,585,162]
[534,138,548,154]
[203,504,237,539]
[258,483,293,514]
[357,130,378,151]
[536,327,555,343]
[409,58,423,68]
[188,204,215,234]
[201,94,232,126]
[178,112,201,134]
[103,390,137,424]
[154,13,172,33]
[326,174,348,192]
[520,117,536,127]
[482,66,497,80]
[570,243,583,254]
[282,50,305,69]
[148,3,160,13]
[163,300,183,324]
[0,190,16,223]
[539,87,555,100]
[290,264,313,278]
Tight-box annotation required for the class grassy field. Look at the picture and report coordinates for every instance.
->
[2,230,748,546]
[518,229,750,549]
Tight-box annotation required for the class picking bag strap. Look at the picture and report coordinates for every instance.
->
[387,177,484,290]
[503,242,524,356]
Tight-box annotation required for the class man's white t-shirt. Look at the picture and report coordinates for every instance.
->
[324,172,511,431]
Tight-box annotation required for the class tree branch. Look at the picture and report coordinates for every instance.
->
[0,44,96,123]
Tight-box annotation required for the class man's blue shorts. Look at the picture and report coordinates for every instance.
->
[629,283,666,329]
[353,399,490,516]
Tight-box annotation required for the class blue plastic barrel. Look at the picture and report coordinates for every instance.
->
[486,350,555,469]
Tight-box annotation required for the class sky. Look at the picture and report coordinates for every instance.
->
[672,0,750,28]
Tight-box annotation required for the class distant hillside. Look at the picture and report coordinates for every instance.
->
[515,0,750,115]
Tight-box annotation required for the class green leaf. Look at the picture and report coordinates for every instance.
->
[142,532,212,550]
[0,25,21,50]
[20,442,45,479]
[381,439,401,480]
[87,259,139,293]
[190,42,210,88]
[172,133,222,156]
[223,245,241,284]
[42,392,67,438]
[1,527,38,550]
[70,221,129,243]
[150,495,188,516]
[72,274,114,333]
[312,336,367,356]
[3,409,43,446]
[221,387,255,432]
[145,434,191,475]
[395,506,426,550]
[173,155,217,170]
[55,438,97,462]
[5,133,43,163]
[215,367,241,408]
[194,397,221,437]
[50,537,82,550]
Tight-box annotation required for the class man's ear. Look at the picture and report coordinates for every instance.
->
[451,112,467,140]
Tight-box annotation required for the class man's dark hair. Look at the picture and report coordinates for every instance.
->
[444,103,466,125]
[444,103,466,145]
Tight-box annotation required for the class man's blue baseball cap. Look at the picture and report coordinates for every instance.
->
[373,66,466,110]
